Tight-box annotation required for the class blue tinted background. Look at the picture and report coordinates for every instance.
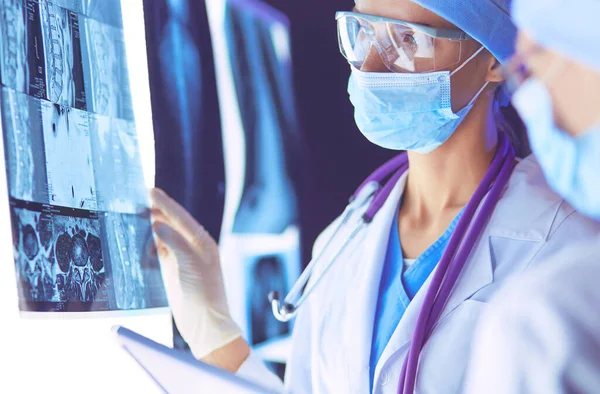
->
[142,0,394,353]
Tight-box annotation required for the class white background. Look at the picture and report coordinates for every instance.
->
[0,1,172,393]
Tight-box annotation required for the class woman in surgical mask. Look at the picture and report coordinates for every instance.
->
[149,0,600,392]
[466,1,600,392]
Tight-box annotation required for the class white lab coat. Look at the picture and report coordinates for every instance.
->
[465,234,600,394]
[237,155,600,394]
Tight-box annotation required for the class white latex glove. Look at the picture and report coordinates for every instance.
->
[150,188,242,360]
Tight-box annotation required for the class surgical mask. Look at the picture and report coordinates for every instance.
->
[513,78,600,221]
[348,46,488,153]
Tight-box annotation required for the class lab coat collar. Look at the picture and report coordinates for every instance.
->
[343,171,409,394]
[372,155,565,386]
[486,155,564,241]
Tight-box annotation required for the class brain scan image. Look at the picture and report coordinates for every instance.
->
[1,88,49,204]
[51,213,107,308]
[11,202,109,311]
[41,99,97,210]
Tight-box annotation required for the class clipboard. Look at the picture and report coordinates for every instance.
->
[113,326,279,393]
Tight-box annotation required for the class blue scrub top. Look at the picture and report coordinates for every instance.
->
[369,206,462,389]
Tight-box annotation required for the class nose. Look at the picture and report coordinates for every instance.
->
[360,45,390,73]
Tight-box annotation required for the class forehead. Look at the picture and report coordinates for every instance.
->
[354,0,459,29]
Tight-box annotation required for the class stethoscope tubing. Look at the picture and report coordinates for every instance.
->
[399,135,516,393]
[269,133,516,394]
[270,156,408,321]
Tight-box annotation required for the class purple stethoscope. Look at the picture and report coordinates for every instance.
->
[269,133,516,393]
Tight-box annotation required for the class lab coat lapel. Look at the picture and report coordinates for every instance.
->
[374,159,560,381]
[375,200,510,374]
[373,223,495,392]
[432,158,563,324]
[343,173,408,393]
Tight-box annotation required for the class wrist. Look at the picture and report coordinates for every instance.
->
[183,308,242,360]
[200,337,251,373]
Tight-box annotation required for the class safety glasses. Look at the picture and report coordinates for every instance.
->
[336,11,473,73]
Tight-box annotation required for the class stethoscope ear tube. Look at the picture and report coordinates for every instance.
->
[363,165,407,223]
[268,153,410,324]
[350,181,381,209]
[270,151,410,323]
[270,220,368,322]
[270,180,382,323]
[268,291,297,322]
[351,153,409,201]
[399,134,516,393]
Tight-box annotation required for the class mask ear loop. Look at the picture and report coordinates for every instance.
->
[450,45,486,77]
[450,45,491,108]
[467,81,491,107]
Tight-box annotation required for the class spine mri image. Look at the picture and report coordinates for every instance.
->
[0,0,167,313]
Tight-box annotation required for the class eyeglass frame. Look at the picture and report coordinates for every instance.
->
[335,11,473,41]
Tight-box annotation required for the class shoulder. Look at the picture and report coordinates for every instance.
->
[482,236,600,363]
[490,155,600,244]
[508,234,599,300]
[486,155,600,312]
[497,155,566,217]
[487,155,600,332]
[467,242,600,394]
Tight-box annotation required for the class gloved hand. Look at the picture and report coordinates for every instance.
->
[150,188,242,360]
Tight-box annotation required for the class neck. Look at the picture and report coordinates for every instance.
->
[402,98,499,219]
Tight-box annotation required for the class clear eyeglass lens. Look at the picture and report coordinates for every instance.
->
[337,15,463,73]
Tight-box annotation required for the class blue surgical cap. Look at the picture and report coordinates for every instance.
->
[409,0,517,63]
[513,0,600,71]
[353,1,517,63]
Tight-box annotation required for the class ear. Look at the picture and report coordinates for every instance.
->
[486,57,505,83]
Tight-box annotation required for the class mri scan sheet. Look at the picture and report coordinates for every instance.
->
[0,0,167,313]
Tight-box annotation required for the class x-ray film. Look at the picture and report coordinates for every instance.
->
[1,0,167,313]
[100,212,166,310]
[89,114,148,213]
[1,88,49,204]
[11,200,110,311]
[0,0,86,107]
[81,16,133,120]
[0,0,28,94]
[47,0,123,27]
[40,1,87,109]
[41,100,98,210]
[0,0,46,98]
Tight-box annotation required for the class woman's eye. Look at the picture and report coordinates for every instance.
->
[402,35,417,50]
